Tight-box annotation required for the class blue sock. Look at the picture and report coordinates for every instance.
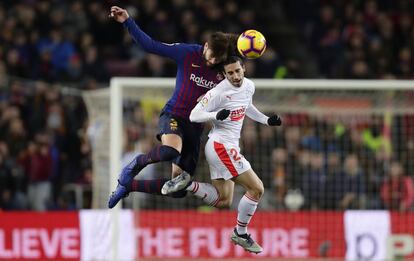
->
[133,145,180,173]
[131,178,187,197]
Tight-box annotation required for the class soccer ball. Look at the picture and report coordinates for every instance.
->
[237,30,267,59]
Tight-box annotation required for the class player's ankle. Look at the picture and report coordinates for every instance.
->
[185,181,195,192]
[236,226,247,236]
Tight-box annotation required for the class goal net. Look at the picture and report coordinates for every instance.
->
[83,78,414,259]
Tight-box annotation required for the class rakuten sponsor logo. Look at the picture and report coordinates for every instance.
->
[190,74,217,89]
[136,227,309,258]
[0,228,79,259]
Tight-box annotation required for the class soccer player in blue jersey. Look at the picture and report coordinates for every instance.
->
[108,6,237,208]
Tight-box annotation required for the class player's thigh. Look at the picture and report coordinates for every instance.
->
[212,179,234,204]
[173,123,203,176]
[233,168,264,194]
[157,112,183,152]
[161,134,182,152]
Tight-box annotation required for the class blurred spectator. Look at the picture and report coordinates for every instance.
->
[37,28,77,77]
[255,47,285,78]
[4,112,28,158]
[302,150,326,210]
[381,161,414,212]
[271,148,287,209]
[324,149,342,210]
[18,132,53,211]
[337,154,367,210]
[401,139,414,176]
[309,5,343,77]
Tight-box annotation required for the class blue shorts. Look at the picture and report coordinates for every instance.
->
[157,111,204,175]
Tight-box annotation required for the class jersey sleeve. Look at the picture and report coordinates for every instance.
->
[189,89,222,123]
[245,81,269,124]
[123,17,196,61]
[246,103,269,125]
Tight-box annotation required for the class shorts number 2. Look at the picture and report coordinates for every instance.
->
[230,148,241,161]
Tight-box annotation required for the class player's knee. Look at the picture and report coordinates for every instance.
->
[216,197,233,209]
[249,181,264,200]
[160,145,180,160]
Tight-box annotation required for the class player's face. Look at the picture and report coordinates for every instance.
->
[223,61,245,87]
[203,43,223,67]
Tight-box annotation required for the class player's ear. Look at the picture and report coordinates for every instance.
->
[222,64,228,76]
[204,42,209,51]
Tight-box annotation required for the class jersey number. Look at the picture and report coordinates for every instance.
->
[230,148,241,161]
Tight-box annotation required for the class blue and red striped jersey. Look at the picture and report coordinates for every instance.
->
[124,18,223,119]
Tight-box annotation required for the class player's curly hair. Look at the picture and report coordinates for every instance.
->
[225,33,240,58]
[208,32,240,62]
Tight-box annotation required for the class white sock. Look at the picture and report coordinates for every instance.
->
[186,181,220,206]
[236,193,259,235]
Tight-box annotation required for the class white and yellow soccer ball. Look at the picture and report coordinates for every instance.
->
[237,29,267,59]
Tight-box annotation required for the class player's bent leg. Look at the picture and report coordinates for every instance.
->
[109,176,189,208]
[162,135,200,195]
[116,133,181,194]
[233,169,264,201]
[187,180,221,206]
[189,179,233,208]
[165,177,234,207]
[211,179,234,208]
[118,144,181,187]
[161,170,191,195]
[130,177,187,197]
[230,169,264,253]
[108,181,131,208]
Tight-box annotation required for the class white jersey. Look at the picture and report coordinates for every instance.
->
[190,77,270,180]
[190,77,268,145]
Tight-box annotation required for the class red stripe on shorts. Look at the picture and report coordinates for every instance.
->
[213,141,238,177]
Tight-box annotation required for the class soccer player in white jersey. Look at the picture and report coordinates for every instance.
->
[162,56,282,254]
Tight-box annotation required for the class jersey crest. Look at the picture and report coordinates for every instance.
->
[170,118,178,130]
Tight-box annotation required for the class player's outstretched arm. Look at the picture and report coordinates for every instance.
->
[246,104,268,124]
[190,107,230,123]
[246,104,282,126]
[109,6,188,61]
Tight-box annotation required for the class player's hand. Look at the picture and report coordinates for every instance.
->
[216,109,230,121]
[267,114,282,126]
[109,6,129,23]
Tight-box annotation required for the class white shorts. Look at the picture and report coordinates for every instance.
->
[204,138,251,180]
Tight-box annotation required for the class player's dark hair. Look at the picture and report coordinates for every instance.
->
[222,56,244,67]
[225,33,241,58]
[208,32,234,62]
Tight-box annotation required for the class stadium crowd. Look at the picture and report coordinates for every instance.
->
[0,0,414,211]
[285,0,414,79]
